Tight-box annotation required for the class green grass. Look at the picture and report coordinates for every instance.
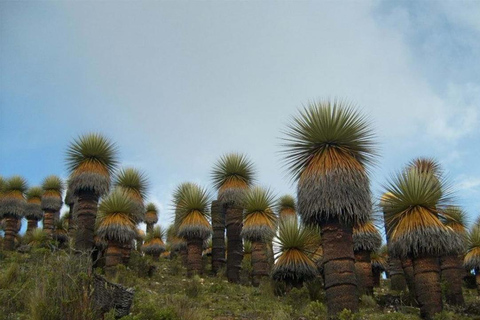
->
[0,249,479,320]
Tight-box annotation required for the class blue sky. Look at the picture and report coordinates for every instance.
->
[1,1,479,233]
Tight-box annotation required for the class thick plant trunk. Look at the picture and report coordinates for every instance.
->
[43,210,55,236]
[389,257,407,291]
[225,204,243,283]
[321,218,358,318]
[476,268,480,295]
[252,241,269,287]
[187,237,204,277]
[68,203,76,237]
[27,218,38,233]
[413,255,443,319]
[211,200,225,274]
[105,241,123,277]
[121,242,132,264]
[146,223,153,234]
[3,217,18,251]
[402,256,417,304]
[266,240,274,269]
[179,246,188,266]
[74,190,99,252]
[354,250,373,296]
[440,254,464,306]
[372,268,381,287]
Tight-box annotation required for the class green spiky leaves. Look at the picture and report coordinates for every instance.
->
[143,225,166,255]
[114,167,149,200]
[175,183,212,240]
[41,175,64,211]
[278,195,296,211]
[66,133,119,196]
[0,176,28,218]
[26,187,43,200]
[464,225,480,270]
[41,175,64,194]
[5,176,28,194]
[96,190,139,243]
[381,163,459,258]
[211,153,256,204]
[281,100,376,182]
[241,186,277,241]
[25,187,44,220]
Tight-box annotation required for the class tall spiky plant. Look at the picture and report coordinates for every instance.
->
[143,226,166,261]
[241,186,277,286]
[176,183,212,276]
[66,133,118,252]
[144,203,159,234]
[371,245,388,288]
[281,100,376,316]
[272,219,319,290]
[171,182,194,263]
[96,190,139,274]
[380,192,407,291]
[382,165,459,319]
[41,175,64,236]
[464,224,480,295]
[113,167,148,222]
[0,176,28,250]
[212,153,255,283]
[440,206,468,305]
[353,219,381,296]
[25,187,44,233]
[277,195,297,222]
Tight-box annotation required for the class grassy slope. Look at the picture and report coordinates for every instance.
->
[0,249,479,320]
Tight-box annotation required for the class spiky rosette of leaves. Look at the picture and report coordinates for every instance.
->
[96,190,139,244]
[66,133,118,197]
[176,183,212,240]
[211,153,256,205]
[353,219,382,252]
[281,100,376,226]
[371,245,388,271]
[243,240,253,254]
[26,228,50,248]
[113,168,148,220]
[41,175,64,211]
[277,195,297,220]
[25,187,44,220]
[241,186,277,242]
[272,219,319,283]
[441,206,468,234]
[381,168,459,258]
[166,224,186,251]
[407,157,442,177]
[144,203,159,225]
[0,176,28,218]
[464,225,480,271]
[143,225,166,254]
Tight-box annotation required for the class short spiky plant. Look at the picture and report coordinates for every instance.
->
[277,195,297,221]
[26,228,50,248]
[143,225,166,260]
[113,167,149,221]
[353,219,382,295]
[41,175,64,210]
[0,176,28,250]
[144,203,159,233]
[212,153,256,282]
[382,164,457,318]
[273,219,319,289]
[25,187,44,232]
[54,215,69,246]
[66,133,118,196]
[281,100,376,316]
[407,157,442,177]
[241,186,277,286]
[175,183,212,276]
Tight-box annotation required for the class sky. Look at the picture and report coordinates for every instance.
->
[1,1,480,234]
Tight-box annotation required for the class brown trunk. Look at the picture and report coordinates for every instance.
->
[266,240,274,269]
[146,223,153,234]
[211,200,226,274]
[225,205,243,283]
[389,257,407,291]
[372,268,381,287]
[252,241,269,287]
[440,254,464,306]
[105,241,123,277]
[180,246,188,266]
[121,242,132,264]
[354,250,373,296]
[43,210,55,236]
[68,205,76,237]
[3,217,18,251]
[74,190,99,252]
[27,218,38,233]
[476,269,480,295]
[413,255,443,319]
[187,237,203,277]
[402,256,417,304]
[321,219,358,317]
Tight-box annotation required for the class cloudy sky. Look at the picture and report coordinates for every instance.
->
[1,1,479,232]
